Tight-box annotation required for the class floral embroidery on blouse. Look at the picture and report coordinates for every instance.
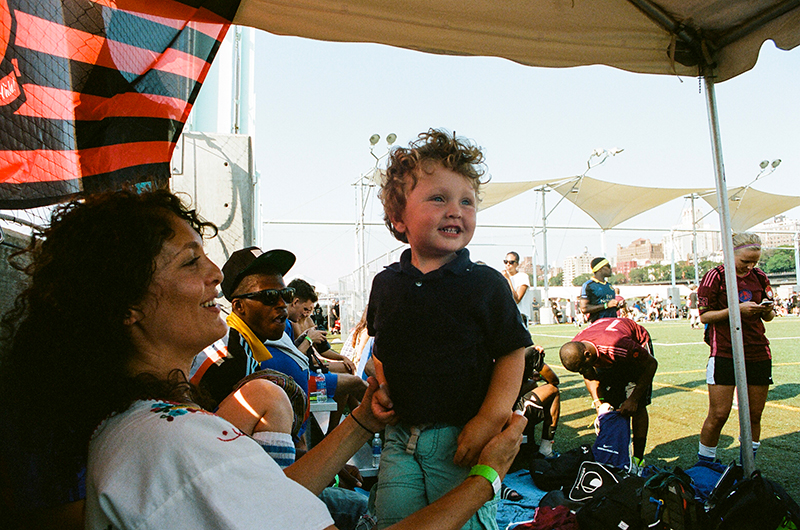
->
[148,401,246,442]
[149,401,208,421]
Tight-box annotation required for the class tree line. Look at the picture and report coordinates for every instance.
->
[558,247,796,287]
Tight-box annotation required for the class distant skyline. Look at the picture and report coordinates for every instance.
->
[252,33,799,290]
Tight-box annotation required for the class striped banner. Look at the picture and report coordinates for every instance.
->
[0,0,240,208]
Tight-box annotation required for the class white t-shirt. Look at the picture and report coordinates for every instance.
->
[510,271,532,318]
[86,400,333,530]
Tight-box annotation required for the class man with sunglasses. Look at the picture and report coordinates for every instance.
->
[190,248,304,428]
[212,247,365,436]
[502,251,532,327]
[559,317,657,474]
[190,247,370,529]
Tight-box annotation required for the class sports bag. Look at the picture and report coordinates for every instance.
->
[640,467,705,530]
[568,460,628,504]
[531,444,593,492]
[576,474,646,530]
[709,470,800,530]
[592,410,631,469]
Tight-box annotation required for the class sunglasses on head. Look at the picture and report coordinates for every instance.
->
[234,287,295,306]
[503,260,517,264]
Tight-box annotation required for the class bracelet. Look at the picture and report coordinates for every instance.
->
[305,335,313,345]
[603,302,608,309]
[592,398,603,409]
[469,464,501,497]
[350,413,376,435]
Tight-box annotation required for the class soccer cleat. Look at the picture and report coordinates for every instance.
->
[630,456,645,476]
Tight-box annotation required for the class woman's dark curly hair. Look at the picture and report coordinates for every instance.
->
[379,128,488,243]
[0,188,217,488]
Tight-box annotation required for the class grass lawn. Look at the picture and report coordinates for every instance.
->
[527,316,800,499]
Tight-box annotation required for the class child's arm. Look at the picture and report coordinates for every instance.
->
[454,347,525,467]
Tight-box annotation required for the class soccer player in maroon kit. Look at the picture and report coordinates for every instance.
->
[559,317,657,472]
[697,232,775,464]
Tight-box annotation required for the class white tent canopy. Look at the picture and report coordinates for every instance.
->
[235,0,800,82]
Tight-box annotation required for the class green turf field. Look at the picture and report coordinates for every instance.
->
[528,316,800,499]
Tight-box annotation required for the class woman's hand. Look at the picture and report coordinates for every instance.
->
[739,301,763,317]
[352,377,396,432]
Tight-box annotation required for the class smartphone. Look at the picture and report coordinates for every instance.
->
[760,299,774,306]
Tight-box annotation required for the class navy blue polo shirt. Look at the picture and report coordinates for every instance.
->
[367,248,533,426]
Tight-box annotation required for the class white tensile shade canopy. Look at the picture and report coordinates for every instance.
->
[701,186,800,232]
[482,176,800,232]
[549,176,710,230]
[232,0,800,475]
[479,180,553,211]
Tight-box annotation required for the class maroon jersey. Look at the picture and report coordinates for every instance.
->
[697,266,772,361]
[572,317,651,370]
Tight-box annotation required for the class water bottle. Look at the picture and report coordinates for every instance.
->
[315,370,327,403]
[308,373,317,402]
[372,432,382,468]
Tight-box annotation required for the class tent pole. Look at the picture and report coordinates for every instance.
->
[691,194,701,284]
[540,187,551,323]
[795,232,800,293]
[703,73,755,475]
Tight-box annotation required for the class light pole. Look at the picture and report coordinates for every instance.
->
[691,158,782,285]
[729,158,781,205]
[353,133,396,317]
[795,232,800,294]
[535,148,623,324]
[683,193,702,285]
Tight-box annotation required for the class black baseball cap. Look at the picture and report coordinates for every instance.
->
[221,247,296,301]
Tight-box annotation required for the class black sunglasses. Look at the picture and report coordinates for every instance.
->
[233,287,295,306]
[503,260,518,264]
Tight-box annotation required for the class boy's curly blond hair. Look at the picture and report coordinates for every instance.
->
[379,128,487,243]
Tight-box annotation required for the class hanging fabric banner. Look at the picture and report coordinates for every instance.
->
[0,0,240,208]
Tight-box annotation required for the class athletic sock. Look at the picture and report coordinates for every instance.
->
[252,431,296,468]
[539,439,555,457]
[698,442,717,462]
[752,441,761,456]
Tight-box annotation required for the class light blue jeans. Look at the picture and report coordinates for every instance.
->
[375,423,498,530]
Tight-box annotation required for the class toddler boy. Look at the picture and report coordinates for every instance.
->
[367,129,531,530]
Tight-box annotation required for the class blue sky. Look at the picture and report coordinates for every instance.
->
[253,34,799,289]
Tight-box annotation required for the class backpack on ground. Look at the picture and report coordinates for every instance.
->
[568,460,628,504]
[684,460,742,509]
[575,474,646,530]
[709,470,800,530]
[531,444,594,492]
[640,467,705,530]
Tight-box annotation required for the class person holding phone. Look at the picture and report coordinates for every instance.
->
[697,232,775,464]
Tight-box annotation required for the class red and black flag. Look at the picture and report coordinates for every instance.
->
[0,0,240,209]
